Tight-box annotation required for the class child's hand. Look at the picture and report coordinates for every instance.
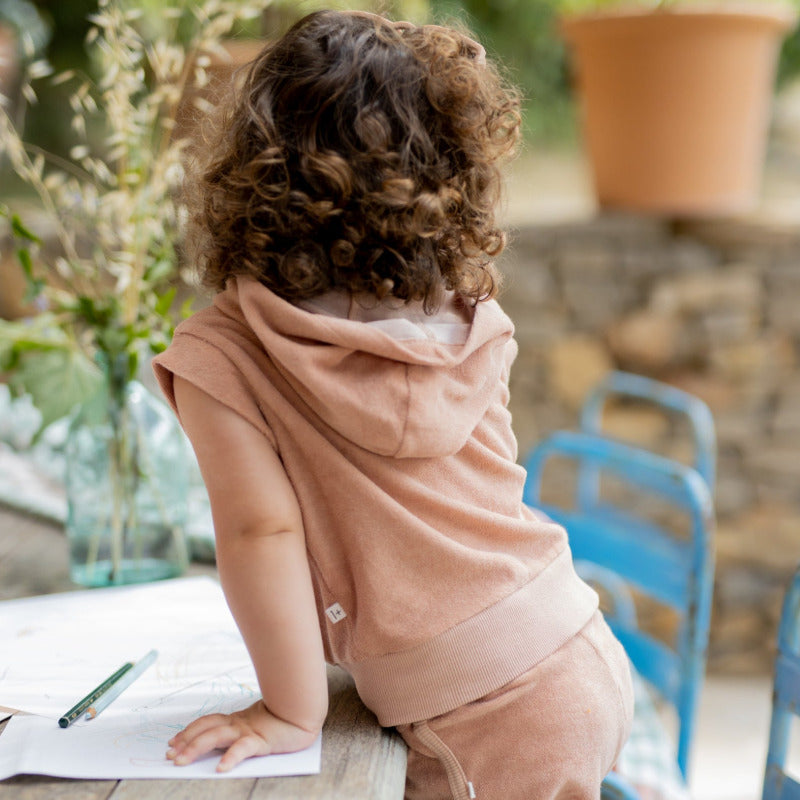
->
[166,700,321,773]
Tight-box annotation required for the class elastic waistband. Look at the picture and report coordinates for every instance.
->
[341,548,599,726]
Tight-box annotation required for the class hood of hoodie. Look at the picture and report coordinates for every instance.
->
[214,276,516,459]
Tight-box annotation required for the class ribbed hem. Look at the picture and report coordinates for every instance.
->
[341,548,599,726]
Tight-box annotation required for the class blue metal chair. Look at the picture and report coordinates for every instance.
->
[524,372,717,798]
[763,566,800,800]
[524,431,715,780]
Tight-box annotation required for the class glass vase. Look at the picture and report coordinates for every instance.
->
[64,358,190,587]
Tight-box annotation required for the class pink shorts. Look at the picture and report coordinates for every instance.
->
[397,612,634,800]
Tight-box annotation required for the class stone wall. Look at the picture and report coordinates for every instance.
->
[497,214,800,675]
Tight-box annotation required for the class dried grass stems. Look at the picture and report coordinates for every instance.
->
[0,0,270,426]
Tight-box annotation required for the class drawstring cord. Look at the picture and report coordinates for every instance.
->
[411,721,476,800]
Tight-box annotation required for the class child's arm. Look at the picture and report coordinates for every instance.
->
[166,376,328,773]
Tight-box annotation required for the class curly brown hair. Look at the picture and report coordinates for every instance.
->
[187,10,521,311]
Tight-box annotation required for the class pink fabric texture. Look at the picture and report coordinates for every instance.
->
[151,276,632,789]
[399,612,634,800]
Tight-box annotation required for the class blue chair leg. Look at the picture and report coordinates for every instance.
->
[602,770,640,800]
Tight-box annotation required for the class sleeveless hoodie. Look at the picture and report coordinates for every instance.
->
[152,275,598,727]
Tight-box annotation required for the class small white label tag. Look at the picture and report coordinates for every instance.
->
[325,603,347,624]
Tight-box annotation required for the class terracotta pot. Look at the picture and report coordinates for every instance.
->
[562,5,797,216]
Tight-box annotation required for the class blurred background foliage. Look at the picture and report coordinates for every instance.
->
[2,0,800,155]
[437,0,575,142]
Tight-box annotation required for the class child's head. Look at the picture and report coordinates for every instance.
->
[189,10,520,310]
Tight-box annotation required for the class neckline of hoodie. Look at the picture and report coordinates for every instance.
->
[297,292,472,345]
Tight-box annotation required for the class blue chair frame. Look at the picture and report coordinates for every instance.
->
[523,430,715,780]
[601,770,642,800]
[580,370,717,491]
[763,566,800,800]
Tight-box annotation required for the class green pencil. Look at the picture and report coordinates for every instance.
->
[58,661,134,728]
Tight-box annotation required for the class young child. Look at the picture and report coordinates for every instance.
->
[153,10,633,798]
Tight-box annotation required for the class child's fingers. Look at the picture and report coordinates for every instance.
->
[216,734,271,773]
[168,713,230,748]
[171,723,240,766]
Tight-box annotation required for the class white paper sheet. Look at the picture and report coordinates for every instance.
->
[0,577,321,780]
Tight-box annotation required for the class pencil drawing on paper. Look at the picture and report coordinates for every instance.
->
[0,579,322,780]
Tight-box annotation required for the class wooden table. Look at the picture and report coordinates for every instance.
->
[0,507,407,799]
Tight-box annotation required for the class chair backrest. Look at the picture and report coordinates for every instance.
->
[763,566,800,800]
[580,370,717,490]
[523,430,715,779]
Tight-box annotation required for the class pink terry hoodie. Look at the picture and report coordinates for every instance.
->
[152,275,598,726]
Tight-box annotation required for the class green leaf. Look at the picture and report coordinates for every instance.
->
[76,296,110,327]
[144,258,174,285]
[180,297,195,319]
[0,316,70,364]
[154,287,177,318]
[97,326,132,355]
[10,215,42,245]
[9,348,103,429]
[15,248,46,303]
[16,247,34,279]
